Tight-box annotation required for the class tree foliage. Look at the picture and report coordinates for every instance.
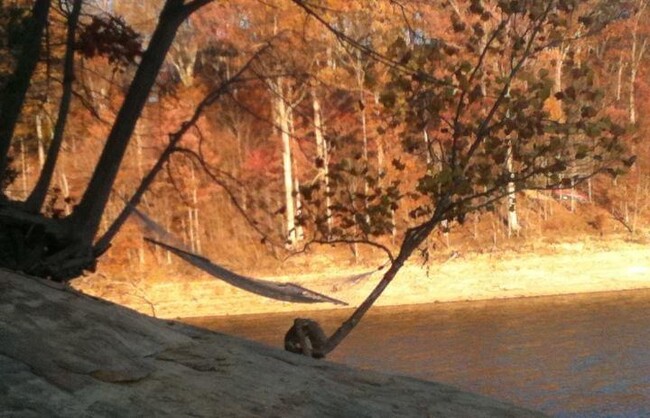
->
[0,0,642,356]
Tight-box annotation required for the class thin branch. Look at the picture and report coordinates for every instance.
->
[290,0,452,88]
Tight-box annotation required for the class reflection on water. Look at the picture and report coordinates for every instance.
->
[184,289,650,417]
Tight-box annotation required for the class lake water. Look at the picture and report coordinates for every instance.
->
[184,289,650,417]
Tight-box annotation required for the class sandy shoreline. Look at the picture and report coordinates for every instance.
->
[72,238,650,319]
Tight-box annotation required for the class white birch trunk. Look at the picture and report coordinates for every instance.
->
[20,136,28,198]
[630,62,638,125]
[187,208,195,252]
[276,79,297,247]
[289,107,303,242]
[59,171,71,216]
[193,193,201,253]
[616,55,625,102]
[35,114,46,169]
[190,165,201,253]
[312,86,332,236]
[135,130,144,179]
[554,43,568,94]
[506,139,520,235]
[423,129,432,166]
[629,1,648,124]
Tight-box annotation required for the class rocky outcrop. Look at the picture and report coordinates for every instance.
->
[0,269,545,417]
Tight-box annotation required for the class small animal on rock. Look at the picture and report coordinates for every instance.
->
[284,318,328,359]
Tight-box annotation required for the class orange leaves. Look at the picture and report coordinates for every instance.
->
[544,96,565,122]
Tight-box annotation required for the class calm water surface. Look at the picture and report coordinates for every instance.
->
[184,289,650,417]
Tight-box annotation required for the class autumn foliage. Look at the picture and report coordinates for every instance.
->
[0,0,646,283]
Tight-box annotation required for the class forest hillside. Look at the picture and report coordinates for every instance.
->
[0,0,648,300]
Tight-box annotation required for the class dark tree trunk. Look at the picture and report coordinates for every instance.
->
[0,0,214,281]
[25,0,83,213]
[93,42,262,256]
[0,0,51,181]
[68,0,199,246]
[322,216,441,355]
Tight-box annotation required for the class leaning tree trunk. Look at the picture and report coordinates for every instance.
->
[0,0,213,281]
[0,0,51,181]
[322,209,446,355]
[93,47,259,257]
[69,0,206,246]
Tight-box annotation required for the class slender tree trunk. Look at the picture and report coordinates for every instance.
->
[630,65,638,125]
[69,0,200,245]
[629,1,648,125]
[506,148,519,235]
[275,79,297,247]
[356,53,370,224]
[0,0,51,180]
[190,165,201,253]
[59,170,71,216]
[19,137,28,199]
[554,43,567,94]
[135,130,145,179]
[234,127,248,210]
[288,108,303,242]
[323,215,443,354]
[570,177,576,213]
[35,114,47,169]
[187,208,195,252]
[423,129,432,166]
[616,55,625,102]
[26,0,82,213]
[505,86,519,235]
[311,86,332,237]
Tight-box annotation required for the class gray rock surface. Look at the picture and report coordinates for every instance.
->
[0,269,546,417]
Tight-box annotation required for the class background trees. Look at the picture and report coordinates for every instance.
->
[0,0,213,279]
[0,0,645,351]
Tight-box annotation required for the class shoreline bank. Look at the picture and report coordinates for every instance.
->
[72,239,650,319]
[1,269,545,417]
